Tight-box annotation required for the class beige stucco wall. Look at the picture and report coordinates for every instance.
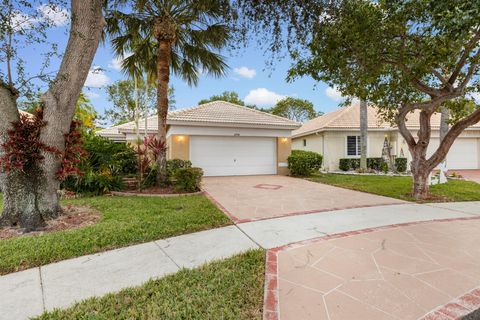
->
[293,131,394,171]
[168,135,189,160]
[277,137,292,175]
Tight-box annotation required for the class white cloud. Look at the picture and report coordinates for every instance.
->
[244,88,286,107]
[233,66,256,79]
[11,11,36,31]
[109,57,124,71]
[325,86,345,101]
[84,67,110,88]
[37,4,69,27]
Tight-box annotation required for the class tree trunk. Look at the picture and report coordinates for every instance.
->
[156,39,172,186]
[409,148,431,200]
[359,99,368,169]
[0,0,105,231]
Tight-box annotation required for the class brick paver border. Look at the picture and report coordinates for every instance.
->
[263,216,480,320]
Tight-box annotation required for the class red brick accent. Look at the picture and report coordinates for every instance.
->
[263,249,279,320]
[263,216,480,320]
[202,190,242,223]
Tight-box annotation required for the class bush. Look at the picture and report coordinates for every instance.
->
[287,150,323,176]
[167,159,192,178]
[367,158,385,171]
[395,157,408,172]
[339,158,352,171]
[62,169,124,195]
[340,158,387,171]
[174,167,203,193]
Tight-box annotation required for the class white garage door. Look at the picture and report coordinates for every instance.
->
[428,138,479,169]
[447,139,479,169]
[190,136,277,176]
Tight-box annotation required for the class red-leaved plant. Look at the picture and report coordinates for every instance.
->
[0,109,87,181]
[57,120,87,181]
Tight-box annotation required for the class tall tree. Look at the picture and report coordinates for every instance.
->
[198,91,245,106]
[0,0,105,231]
[288,0,480,199]
[271,97,318,122]
[105,79,175,125]
[107,0,230,185]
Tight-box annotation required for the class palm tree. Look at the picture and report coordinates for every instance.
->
[107,0,229,185]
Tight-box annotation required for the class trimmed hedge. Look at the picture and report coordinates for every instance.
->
[174,167,204,192]
[395,157,408,172]
[288,150,323,176]
[339,157,387,171]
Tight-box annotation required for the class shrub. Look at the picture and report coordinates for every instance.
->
[167,159,192,178]
[174,167,203,192]
[381,161,389,173]
[395,157,408,172]
[339,158,351,171]
[367,158,385,171]
[62,168,124,195]
[287,150,323,176]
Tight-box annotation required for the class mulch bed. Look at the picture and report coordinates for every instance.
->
[0,205,101,240]
[126,186,182,195]
[111,186,203,197]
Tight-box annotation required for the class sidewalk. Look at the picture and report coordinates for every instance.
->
[1,202,479,319]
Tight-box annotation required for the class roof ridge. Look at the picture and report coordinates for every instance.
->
[216,100,301,125]
[323,104,355,128]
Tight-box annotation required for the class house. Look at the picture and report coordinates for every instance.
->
[98,101,301,176]
[292,103,480,171]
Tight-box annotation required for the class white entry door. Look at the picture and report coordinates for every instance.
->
[190,136,277,176]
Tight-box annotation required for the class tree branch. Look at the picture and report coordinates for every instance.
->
[448,30,480,85]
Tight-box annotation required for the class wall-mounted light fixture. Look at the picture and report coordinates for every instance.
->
[281,138,288,143]
[177,135,185,142]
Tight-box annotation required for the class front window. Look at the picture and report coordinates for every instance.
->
[347,136,361,156]
[303,139,307,147]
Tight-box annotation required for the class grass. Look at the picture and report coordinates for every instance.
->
[0,195,231,275]
[35,250,265,320]
[308,173,480,202]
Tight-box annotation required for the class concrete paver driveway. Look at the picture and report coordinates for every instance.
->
[270,218,480,320]
[450,170,480,183]
[202,175,404,222]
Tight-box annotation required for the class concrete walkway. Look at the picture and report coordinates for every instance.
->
[1,202,479,319]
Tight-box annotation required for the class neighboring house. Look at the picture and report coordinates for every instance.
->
[98,101,301,176]
[292,103,480,171]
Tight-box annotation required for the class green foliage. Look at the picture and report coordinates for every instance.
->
[106,0,231,87]
[287,150,323,176]
[62,170,124,196]
[167,159,192,178]
[61,135,137,194]
[174,167,204,193]
[271,97,318,122]
[198,91,246,106]
[366,158,385,171]
[381,162,389,174]
[340,158,388,171]
[104,79,174,125]
[395,158,408,173]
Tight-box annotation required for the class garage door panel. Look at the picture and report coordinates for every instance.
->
[427,138,479,169]
[190,136,277,176]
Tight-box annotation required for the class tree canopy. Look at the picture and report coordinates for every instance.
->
[288,0,480,198]
[104,79,175,125]
[271,97,319,122]
[198,91,246,106]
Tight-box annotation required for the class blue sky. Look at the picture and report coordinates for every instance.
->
[10,3,346,122]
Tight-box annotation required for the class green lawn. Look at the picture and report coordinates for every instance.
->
[0,195,231,275]
[35,250,265,320]
[309,173,480,202]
